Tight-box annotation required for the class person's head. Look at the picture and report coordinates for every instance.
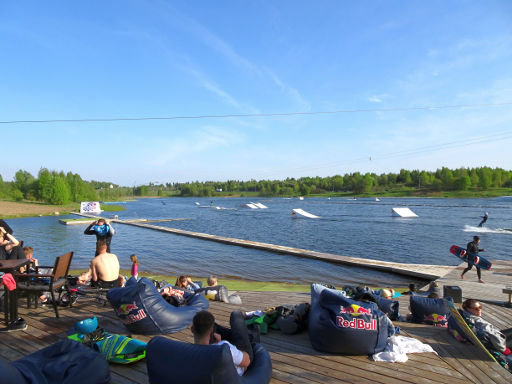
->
[207,275,218,287]
[473,235,480,243]
[427,292,439,299]
[462,299,482,316]
[175,275,188,288]
[97,219,106,226]
[23,246,34,259]
[96,240,108,254]
[408,283,417,292]
[191,310,215,342]
[381,289,392,300]
[130,254,138,264]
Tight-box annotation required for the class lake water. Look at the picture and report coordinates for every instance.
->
[7,197,512,287]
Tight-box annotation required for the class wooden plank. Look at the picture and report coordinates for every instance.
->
[115,220,453,280]
[8,289,512,384]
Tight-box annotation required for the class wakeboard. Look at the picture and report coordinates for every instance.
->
[449,245,492,270]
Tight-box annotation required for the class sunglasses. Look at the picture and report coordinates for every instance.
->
[470,305,482,310]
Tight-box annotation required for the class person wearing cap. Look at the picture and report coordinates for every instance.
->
[461,236,485,283]
[478,212,488,227]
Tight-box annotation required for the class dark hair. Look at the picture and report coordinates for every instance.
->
[473,236,480,242]
[462,298,479,311]
[427,293,439,299]
[192,311,215,338]
[175,275,187,288]
[408,283,417,292]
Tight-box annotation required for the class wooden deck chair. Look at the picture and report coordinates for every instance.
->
[15,251,74,318]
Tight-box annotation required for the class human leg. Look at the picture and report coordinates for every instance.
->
[461,263,473,279]
[502,328,512,349]
[476,267,484,283]
[228,310,254,362]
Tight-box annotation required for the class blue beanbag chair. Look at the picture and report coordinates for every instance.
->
[409,295,451,327]
[308,284,389,355]
[107,277,209,335]
[373,295,401,321]
[146,337,272,384]
[1,339,109,384]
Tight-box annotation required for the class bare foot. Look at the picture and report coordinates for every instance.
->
[478,279,485,284]
[460,274,465,280]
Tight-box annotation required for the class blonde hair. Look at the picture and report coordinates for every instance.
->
[207,275,218,286]
[130,254,138,264]
[23,246,34,257]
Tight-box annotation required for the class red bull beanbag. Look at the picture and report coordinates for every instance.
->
[308,284,389,355]
[107,277,209,335]
[409,295,451,327]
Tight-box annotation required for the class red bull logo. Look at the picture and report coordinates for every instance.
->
[336,317,377,330]
[116,302,139,316]
[424,314,448,327]
[339,304,372,317]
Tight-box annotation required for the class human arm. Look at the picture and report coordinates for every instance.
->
[107,223,115,236]
[78,268,92,284]
[84,222,97,235]
[90,259,98,282]
[470,314,506,352]
[187,277,200,291]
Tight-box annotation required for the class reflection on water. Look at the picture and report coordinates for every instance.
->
[7,197,511,287]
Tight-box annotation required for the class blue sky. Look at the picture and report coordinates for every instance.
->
[1,1,511,186]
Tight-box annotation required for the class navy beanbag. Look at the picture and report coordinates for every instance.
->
[4,339,109,384]
[409,295,451,327]
[107,277,209,335]
[146,337,272,384]
[308,284,389,355]
[373,295,401,321]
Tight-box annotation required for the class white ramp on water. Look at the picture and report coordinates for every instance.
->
[391,207,418,217]
[292,208,320,218]
[245,203,259,209]
[253,202,268,209]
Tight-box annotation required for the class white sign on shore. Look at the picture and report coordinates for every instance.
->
[80,201,103,214]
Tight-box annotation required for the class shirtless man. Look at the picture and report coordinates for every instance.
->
[78,240,121,288]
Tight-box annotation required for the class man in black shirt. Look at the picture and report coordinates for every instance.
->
[461,235,485,283]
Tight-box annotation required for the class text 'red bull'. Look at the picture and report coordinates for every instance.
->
[336,317,377,330]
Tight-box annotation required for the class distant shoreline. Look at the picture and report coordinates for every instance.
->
[1,193,508,219]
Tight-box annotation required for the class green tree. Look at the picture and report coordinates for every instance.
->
[50,175,71,204]
[479,167,492,189]
[37,168,53,202]
[455,175,471,190]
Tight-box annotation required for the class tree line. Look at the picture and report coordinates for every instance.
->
[172,167,512,197]
[0,169,131,204]
[1,166,511,204]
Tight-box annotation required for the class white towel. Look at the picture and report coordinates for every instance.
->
[372,335,437,363]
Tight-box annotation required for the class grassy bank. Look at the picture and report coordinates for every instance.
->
[70,269,309,292]
[69,269,411,293]
[0,200,79,219]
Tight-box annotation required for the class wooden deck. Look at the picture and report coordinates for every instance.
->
[2,286,511,384]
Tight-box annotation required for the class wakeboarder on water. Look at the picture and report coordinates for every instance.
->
[478,212,488,227]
